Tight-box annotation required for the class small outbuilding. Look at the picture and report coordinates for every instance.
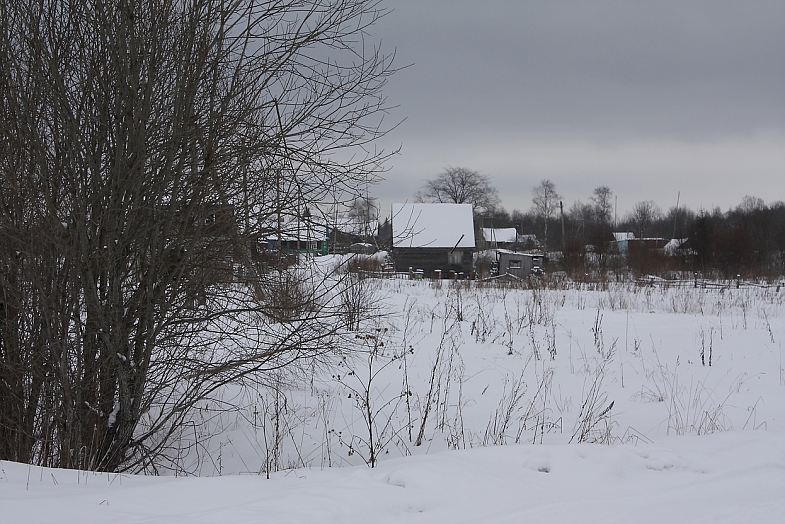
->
[391,203,476,276]
[495,250,544,278]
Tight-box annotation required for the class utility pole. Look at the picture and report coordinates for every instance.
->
[560,201,566,250]
[614,195,617,231]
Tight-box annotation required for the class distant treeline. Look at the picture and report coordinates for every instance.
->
[477,195,785,278]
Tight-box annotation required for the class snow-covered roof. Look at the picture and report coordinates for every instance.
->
[663,238,688,255]
[494,249,543,257]
[392,203,475,249]
[613,232,636,242]
[482,228,518,244]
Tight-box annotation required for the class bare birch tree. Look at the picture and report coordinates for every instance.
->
[591,186,614,227]
[531,179,562,249]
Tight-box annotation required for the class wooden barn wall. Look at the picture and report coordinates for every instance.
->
[392,248,474,275]
[497,252,542,278]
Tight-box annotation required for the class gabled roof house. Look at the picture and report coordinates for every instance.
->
[391,203,476,276]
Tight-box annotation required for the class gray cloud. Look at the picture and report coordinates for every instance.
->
[371,0,785,216]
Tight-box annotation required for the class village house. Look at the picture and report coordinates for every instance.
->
[391,203,476,277]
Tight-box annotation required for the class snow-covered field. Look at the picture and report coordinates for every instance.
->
[3,268,785,522]
[3,431,784,523]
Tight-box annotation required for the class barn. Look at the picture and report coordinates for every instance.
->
[495,250,544,278]
[391,203,476,277]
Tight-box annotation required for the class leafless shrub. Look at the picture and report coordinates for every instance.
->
[570,331,615,445]
[251,384,292,477]
[336,328,408,467]
[339,275,383,332]
[256,270,320,323]
[591,310,617,361]
[346,254,384,274]
[415,313,461,447]
[519,367,562,444]
[469,293,495,343]
[0,0,397,472]
[474,252,494,280]
[484,373,528,446]
[569,366,615,444]
[660,362,735,436]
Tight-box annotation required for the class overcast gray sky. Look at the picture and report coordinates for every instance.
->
[371,0,785,219]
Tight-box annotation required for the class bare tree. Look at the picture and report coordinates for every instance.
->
[628,200,662,238]
[590,186,614,227]
[0,0,395,472]
[531,179,562,249]
[568,201,593,228]
[666,205,696,240]
[738,195,765,214]
[348,197,379,221]
[347,196,379,239]
[415,167,500,214]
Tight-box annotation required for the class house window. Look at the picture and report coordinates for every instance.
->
[448,250,462,265]
[508,260,521,269]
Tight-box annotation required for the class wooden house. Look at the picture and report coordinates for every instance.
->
[391,203,476,276]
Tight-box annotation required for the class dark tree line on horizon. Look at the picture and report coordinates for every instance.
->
[483,191,785,278]
[415,171,785,278]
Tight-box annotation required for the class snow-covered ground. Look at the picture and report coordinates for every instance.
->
[3,430,784,523]
[3,271,785,522]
